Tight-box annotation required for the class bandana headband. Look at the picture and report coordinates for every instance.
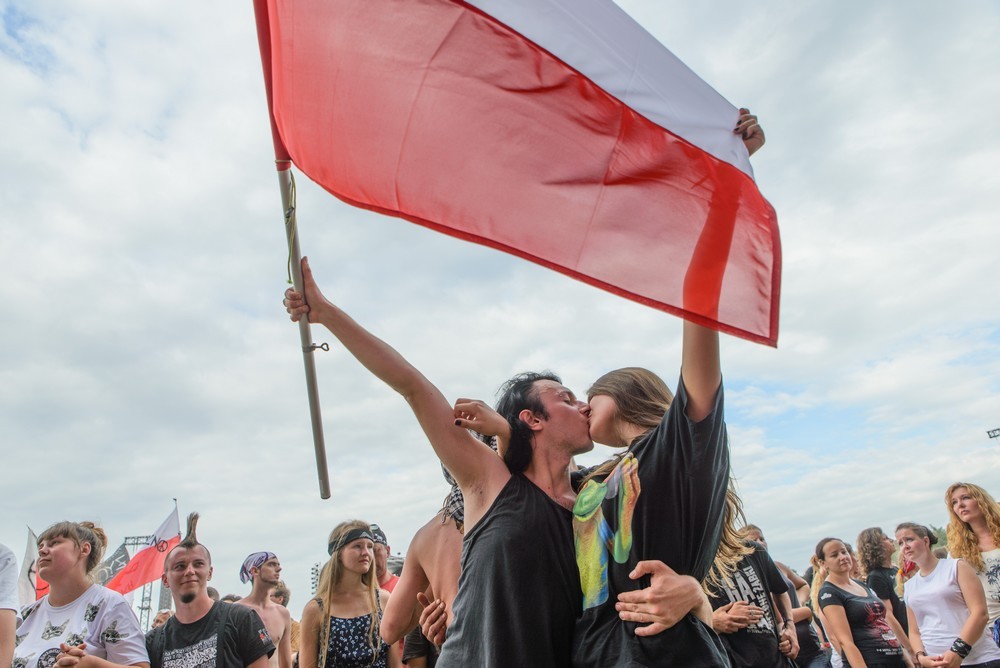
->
[239,551,277,584]
[327,529,375,555]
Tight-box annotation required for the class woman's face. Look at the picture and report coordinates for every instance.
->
[895,528,928,564]
[587,394,621,447]
[821,540,852,575]
[339,538,374,575]
[951,487,982,524]
[36,534,87,580]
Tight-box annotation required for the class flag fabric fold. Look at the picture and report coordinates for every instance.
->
[255,0,780,345]
[105,509,181,595]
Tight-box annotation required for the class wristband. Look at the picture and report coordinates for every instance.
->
[914,650,927,661]
[951,637,972,659]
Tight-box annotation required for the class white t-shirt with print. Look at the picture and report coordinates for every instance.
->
[14,583,149,668]
[0,543,18,612]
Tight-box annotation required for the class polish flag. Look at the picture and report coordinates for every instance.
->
[106,509,181,595]
[254,0,780,345]
[17,527,48,606]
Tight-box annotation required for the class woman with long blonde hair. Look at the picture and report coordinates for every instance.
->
[13,521,149,668]
[299,521,401,668]
[946,482,1000,642]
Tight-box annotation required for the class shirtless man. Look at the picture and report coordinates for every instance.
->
[380,500,464,644]
[237,552,292,668]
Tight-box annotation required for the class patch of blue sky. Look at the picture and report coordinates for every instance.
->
[1,4,54,75]
[726,406,879,456]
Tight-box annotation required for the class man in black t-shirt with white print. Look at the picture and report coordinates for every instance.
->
[146,513,275,668]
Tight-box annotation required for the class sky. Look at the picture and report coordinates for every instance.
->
[2,0,999,624]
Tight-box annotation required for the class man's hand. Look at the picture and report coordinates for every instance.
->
[283,257,331,324]
[614,561,704,637]
[734,108,765,156]
[416,592,447,647]
[712,600,763,634]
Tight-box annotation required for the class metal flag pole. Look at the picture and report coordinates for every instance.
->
[277,164,331,499]
[254,0,330,499]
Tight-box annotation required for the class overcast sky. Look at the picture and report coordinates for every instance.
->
[2,0,998,619]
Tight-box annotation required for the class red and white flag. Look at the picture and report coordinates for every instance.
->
[18,527,48,606]
[254,0,780,345]
[106,509,181,595]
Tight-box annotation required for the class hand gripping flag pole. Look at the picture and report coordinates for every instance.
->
[254,0,331,499]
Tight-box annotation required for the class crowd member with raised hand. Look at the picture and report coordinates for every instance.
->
[946,482,1000,645]
[858,527,910,642]
[816,537,913,668]
[14,521,149,668]
[895,522,1000,668]
[300,521,400,668]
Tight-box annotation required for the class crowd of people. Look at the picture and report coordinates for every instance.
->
[1,479,998,667]
[2,110,998,668]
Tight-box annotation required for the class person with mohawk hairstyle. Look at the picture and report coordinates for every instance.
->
[146,513,275,668]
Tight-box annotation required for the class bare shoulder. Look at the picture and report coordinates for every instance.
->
[234,598,259,613]
[301,598,322,622]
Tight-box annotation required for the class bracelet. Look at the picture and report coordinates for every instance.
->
[951,637,972,659]
[914,650,927,661]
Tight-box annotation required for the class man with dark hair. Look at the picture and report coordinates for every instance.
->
[237,552,292,668]
[146,514,275,668]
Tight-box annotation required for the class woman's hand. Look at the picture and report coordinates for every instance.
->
[55,643,86,667]
[453,398,510,441]
[734,108,765,156]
